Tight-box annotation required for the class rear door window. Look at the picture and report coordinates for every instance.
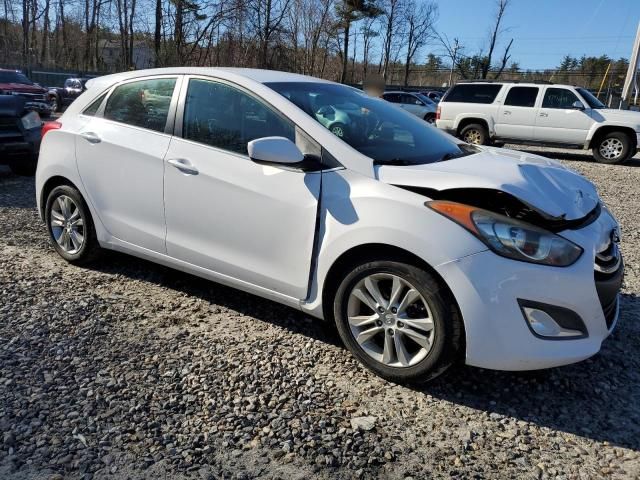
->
[504,87,539,107]
[103,77,177,132]
[443,84,502,104]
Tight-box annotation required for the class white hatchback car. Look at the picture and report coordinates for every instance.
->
[36,68,623,383]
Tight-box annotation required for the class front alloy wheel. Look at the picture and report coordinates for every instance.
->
[347,273,435,367]
[333,260,463,384]
[592,131,632,164]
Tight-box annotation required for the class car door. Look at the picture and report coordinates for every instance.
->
[535,87,594,144]
[163,77,321,299]
[495,86,539,140]
[75,75,180,253]
[401,94,424,117]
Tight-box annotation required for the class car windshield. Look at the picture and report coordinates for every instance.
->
[415,93,435,105]
[266,82,472,165]
[0,71,33,85]
[577,88,606,109]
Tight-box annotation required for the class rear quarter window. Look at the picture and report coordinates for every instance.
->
[442,84,502,104]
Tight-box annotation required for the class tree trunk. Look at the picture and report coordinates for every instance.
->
[340,19,350,83]
[154,0,161,66]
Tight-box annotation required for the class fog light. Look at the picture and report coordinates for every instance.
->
[518,300,587,340]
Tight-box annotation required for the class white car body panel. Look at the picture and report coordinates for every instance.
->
[36,67,623,373]
[377,146,599,221]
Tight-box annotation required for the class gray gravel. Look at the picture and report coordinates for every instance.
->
[1,146,639,480]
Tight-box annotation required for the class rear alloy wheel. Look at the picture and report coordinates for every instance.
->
[459,123,488,145]
[592,132,632,164]
[330,123,347,138]
[45,185,101,265]
[333,260,463,384]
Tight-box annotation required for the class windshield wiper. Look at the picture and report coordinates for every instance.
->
[373,158,413,166]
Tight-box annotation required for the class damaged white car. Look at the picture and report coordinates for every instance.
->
[36,69,623,383]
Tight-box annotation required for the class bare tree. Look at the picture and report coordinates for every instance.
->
[402,0,437,86]
[480,0,513,79]
[379,0,402,81]
[336,0,381,83]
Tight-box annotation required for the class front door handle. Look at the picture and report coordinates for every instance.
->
[167,158,199,175]
[80,131,101,144]
[503,110,512,115]
[539,112,549,117]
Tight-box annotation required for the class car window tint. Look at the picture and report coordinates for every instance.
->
[82,92,107,116]
[384,93,400,103]
[104,78,176,132]
[182,79,294,155]
[504,87,539,107]
[402,94,418,105]
[443,84,502,104]
[542,88,581,109]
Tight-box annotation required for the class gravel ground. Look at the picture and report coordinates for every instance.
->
[1,146,639,480]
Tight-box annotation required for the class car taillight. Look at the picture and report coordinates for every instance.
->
[42,121,62,137]
[436,106,441,120]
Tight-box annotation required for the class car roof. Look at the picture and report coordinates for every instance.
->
[85,67,335,91]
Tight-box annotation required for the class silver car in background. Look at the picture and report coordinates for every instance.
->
[382,91,437,123]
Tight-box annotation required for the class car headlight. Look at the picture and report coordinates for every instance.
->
[427,200,583,267]
[21,111,42,130]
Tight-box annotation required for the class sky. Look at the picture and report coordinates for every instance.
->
[432,0,640,70]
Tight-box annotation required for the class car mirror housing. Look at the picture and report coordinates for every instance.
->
[248,136,305,165]
[572,101,585,110]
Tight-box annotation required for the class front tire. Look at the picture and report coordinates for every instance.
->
[592,131,633,164]
[45,185,101,265]
[333,259,463,384]
[459,123,489,145]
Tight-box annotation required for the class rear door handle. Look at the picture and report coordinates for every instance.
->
[503,110,512,115]
[539,112,549,117]
[167,158,199,175]
[80,131,101,144]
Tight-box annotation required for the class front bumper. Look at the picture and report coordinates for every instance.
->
[0,121,40,163]
[25,101,52,116]
[435,211,622,371]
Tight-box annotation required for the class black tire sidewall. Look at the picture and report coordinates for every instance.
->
[593,132,632,164]
[460,123,488,145]
[333,260,460,384]
[45,185,98,264]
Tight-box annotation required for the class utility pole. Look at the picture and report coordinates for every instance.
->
[621,20,640,109]
[448,38,460,87]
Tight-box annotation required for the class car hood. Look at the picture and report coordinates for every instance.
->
[0,82,47,93]
[593,108,640,125]
[377,147,599,221]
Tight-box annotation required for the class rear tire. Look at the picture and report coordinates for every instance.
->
[45,185,101,265]
[592,131,633,164]
[459,123,489,145]
[333,259,463,384]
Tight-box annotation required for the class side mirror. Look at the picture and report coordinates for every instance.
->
[248,137,304,165]
[571,100,584,110]
[415,100,423,106]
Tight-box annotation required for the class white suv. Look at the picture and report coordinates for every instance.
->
[436,81,640,164]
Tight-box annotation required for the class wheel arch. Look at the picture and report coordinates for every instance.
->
[321,243,463,328]
[456,117,491,137]
[40,176,81,218]
[588,125,637,149]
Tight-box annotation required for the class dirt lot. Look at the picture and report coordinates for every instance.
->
[1,146,639,480]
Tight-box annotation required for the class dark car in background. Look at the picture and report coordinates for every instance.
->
[0,95,42,176]
[48,77,91,112]
[0,69,52,117]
